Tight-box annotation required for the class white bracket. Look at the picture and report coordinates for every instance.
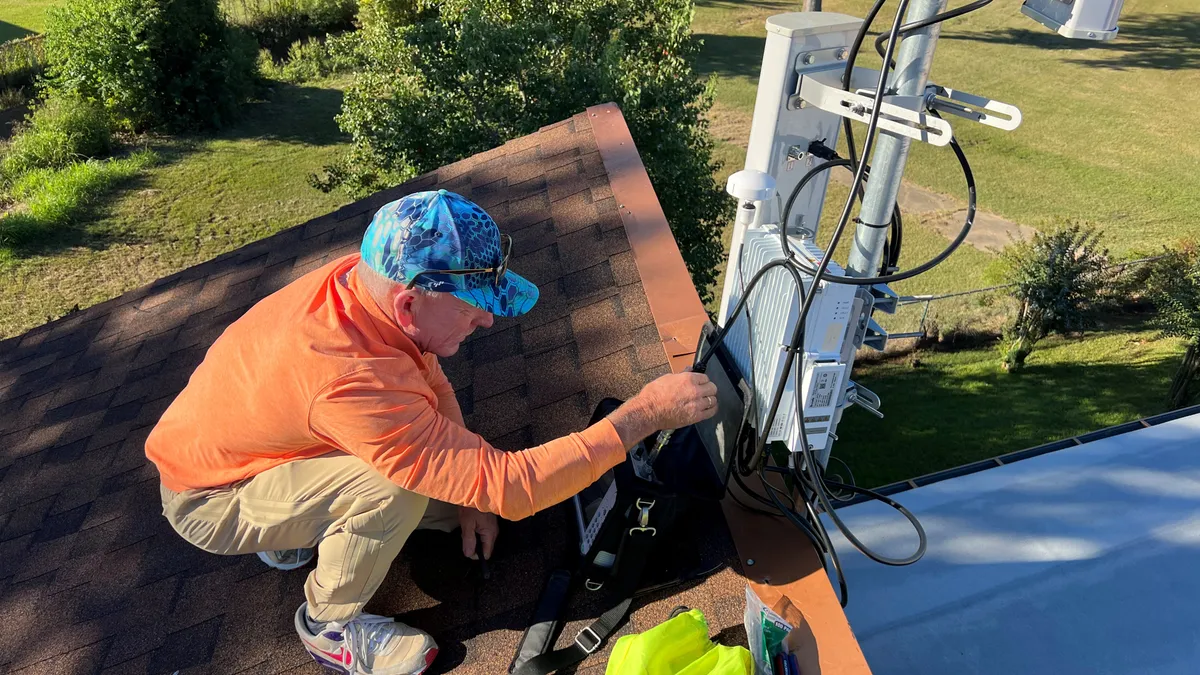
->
[925,85,1022,131]
[795,68,953,146]
[791,65,1022,146]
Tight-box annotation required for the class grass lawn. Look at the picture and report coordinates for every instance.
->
[0,77,351,337]
[0,0,55,41]
[695,0,1200,257]
[834,328,1188,488]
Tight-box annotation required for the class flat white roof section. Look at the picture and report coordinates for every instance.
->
[826,411,1200,675]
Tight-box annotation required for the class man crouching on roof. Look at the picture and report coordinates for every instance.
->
[145,189,718,675]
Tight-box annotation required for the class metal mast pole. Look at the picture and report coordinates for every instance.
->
[803,0,823,11]
[845,0,949,277]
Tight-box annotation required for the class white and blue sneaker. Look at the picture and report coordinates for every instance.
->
[294,603,438,674]
[257,548,314,571]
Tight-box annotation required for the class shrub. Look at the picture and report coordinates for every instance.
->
[1144,243,1200,408]
[271,36,359,82]
[315,0,730,301]
[43,0,259,132]
[1,94,113,182]
[0,35,46,91]
[997,223,1113,371]
[0,150,156,249]
[225,0,357,58]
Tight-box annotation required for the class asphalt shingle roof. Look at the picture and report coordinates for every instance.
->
[0,109,746,674]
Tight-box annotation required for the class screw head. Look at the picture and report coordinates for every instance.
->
[836,48,848,60]
[747,558,756,566]
[798,100,807,109]
[802,53,815,65]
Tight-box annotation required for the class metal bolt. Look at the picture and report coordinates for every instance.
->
[1088,31,1097,38]
[835,48,848,61]
[802,53,816,65]
[798,100,807,109]
[747,558,756,566]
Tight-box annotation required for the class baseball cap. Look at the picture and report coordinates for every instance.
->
[360,190,539,318]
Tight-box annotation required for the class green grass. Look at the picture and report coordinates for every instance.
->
[0,0,58,41]
[833,328,1187,488]
[0,77,350,337]
[695,0,1200,257]
[0,150,155,247]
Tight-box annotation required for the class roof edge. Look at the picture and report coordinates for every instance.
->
[587,103,709,375]
[837,402,1200,507]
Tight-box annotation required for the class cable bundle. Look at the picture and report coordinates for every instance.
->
[697,0,993,607]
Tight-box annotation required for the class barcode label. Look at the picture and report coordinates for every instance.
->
[807,370,837,408]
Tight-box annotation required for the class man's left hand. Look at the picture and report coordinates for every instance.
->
[459,507,498,560]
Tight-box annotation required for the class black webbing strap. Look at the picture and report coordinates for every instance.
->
[513,526,657,675]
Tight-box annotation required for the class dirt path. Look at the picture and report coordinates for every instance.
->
[830,167,1036,252]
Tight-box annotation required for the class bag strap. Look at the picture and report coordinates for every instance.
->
[513,511,659,675]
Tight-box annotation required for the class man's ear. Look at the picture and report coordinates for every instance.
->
[392,290,419,328]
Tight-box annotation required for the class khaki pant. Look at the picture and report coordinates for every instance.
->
[160,452,458,623]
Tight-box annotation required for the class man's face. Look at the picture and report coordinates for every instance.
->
[394,290,494,357]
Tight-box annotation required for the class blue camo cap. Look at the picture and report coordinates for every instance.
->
[361,189,538,318]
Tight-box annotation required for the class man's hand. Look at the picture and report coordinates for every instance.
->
[459,506,498,560]
[608,371,719,449]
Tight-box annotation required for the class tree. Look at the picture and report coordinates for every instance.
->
[998,224,1112,371]
[313,0,730,301]
[43,0,259,131]
[1145,244,1200,408]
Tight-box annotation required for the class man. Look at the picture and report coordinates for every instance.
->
[146,189,718,675]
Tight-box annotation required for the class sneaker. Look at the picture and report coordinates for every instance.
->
[294,603,438,675]
[257,548,314,571]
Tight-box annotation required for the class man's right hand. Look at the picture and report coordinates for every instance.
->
[608,371,719,450]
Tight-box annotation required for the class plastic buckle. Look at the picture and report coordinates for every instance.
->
[575,626,602,654]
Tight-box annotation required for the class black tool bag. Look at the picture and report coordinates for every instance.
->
[510,398,726,675]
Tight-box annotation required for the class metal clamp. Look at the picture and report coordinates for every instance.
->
[795,69,953,146]
[925,84,1022,131]
[846,383,884,419]
[575,626,603,654]
[629,498,657,536]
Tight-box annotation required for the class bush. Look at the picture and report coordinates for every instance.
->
[0,150,155,249]
[225,0,357,58]
[1,94,113,182]
[268,35,359,82]
[0,36,46,91]
[315,0,729,301]
[1144,243,1200,408]
[43,0,259,132]
[997,223,1113,371]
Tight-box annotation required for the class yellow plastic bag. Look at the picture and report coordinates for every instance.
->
[604,609,754,675]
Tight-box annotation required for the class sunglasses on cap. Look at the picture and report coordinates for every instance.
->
[406,234,513,291]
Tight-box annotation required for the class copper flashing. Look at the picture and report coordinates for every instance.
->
[591,102,872,674]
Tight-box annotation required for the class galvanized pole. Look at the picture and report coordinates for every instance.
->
[803,0,823,11]
[845,0,949,277]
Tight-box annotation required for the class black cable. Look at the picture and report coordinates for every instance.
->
[873,0,995,66]
[787,124,974,283]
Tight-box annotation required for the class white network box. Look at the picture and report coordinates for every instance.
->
[720,225,857,452]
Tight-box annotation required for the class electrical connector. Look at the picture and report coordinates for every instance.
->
[806,139,840,162]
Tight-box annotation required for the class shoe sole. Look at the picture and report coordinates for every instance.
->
[305,646,438,675]
[258,550,312,571]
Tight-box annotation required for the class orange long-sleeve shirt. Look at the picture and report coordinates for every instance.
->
[146,254,625,521]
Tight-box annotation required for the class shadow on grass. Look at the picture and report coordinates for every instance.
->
[834,331,1183,488]
[943,12,1200,71]
[215,79,348,147]
[696,33,765,80]
[0,20,36,44]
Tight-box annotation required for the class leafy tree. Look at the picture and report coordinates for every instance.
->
[1144,243,1200,408]
[43,0,259,131]
[314,0,729,300]
[998,224,1112,371]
